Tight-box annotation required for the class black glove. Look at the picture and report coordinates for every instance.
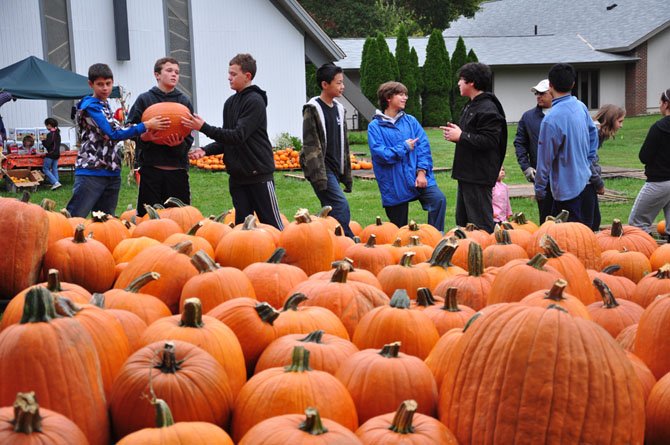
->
[343,183,352,193]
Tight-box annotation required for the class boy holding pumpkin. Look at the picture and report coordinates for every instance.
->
[127,57,194,217]
[66,63,169,218]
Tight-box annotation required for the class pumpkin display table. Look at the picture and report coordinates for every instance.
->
[2,150,78,170]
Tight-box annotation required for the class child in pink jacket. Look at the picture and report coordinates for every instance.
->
[492,166,513,223]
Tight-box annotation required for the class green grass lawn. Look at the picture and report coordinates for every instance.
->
[1,114,662,230]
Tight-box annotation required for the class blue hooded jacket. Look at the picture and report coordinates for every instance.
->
[367,111,437,207]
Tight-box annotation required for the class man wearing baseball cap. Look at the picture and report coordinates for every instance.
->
[514,78,553,222]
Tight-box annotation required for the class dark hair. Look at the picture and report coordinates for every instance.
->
[457,62,492,92]
[88,63,113,82]
[661,89,670,104]
[154,57,179,74]
[548,63,576,93]
[44,117,59,128]
[22,135,34,145]
[229,53,257,79]
[316,63,343,89]
[377,81,409,111]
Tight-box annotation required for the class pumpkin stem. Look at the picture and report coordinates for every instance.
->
[593,278,619,308]
[389,289,411,309]
[425,238,448,262]
[190,250,219,273]
[610,219,624,237]
[379,342,401,358]
[389,400,417,434]
[180,298,204,328]
[186,220,204,236]
[90,293,106,308]
[442,288,461,312]
[12,392,42,434]
[512,212,528,225]
[299,330,324,344]
[151,398,175,428]
[365,234,378,248]
[415,288,436,307]
[212,211,230,223]
[494,227,512,245]
[125,271,161,293]
[391,237,403,248]
[90,211,109,223]
[155,342,184,373]
[375,216,383,226]
[144,204,161,219]
[467,242,484,277]
[330,262,351,283]
[242,214,259,230]
[19,191,31,203]
[553,209,570,223]
[399,251,416,267]
[544,279,568,301]
[170,240,193,256]
[294,208,313,224]
[428,238,459,269]
[73,224,87,243]
[540,234,565,258]
[655,264,670,279]
[163,197,187,208]
[255,302,281,326]
[298,407,329,435]
[452,228,468,239]
[462,312,482,332]
[408,220,419,231]
[283,293,308,311]
[53,296,81,317]
[266,247,286,263]
[527,253,549,270]
[45,269,65,292]
[317,206,333,218]
[334,225,345,237]
[602,264,622,275]
[284,346,312,372]
[60,208,72,218]
[40,198,56,211]
[408,236,422,246]
[501,221,515,230]
[20,287,58,324]
[464,223,480,232]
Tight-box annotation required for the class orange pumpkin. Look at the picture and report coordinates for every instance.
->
[0,392,88,444]
[274,293,349,339]
[280,209,334,275]
[216,214,276,269]
[540,234,597,304]
[650,244,670,271]
[343,234,395,276]
[616,323,638,352]
[487,254,564,305]
[509,211,539,233]
[243,248,309,309]
[85,211,131,252]
[630,263,670,308]
[422,287,476,335]
[520,279,592,319]
[645,372,670,444]
[359,216,399,244]
[113,236,160,264]
[131,205,182,242]
[424,327,464,390]
[103,271,171,324]
[587,265,636,302]
[600,248,652,283]
[434,242,494,310]
[482,227,529,267]
[40,198,74,248]
[395,221,443,248]
[635,294,670,379]
[596,219,658,258]
[163,221,215,258]
[141,103,192,144]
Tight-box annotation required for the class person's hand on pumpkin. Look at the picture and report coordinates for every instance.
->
[143,115,170,131]
[162,133,184,147]
[182,114,205,131]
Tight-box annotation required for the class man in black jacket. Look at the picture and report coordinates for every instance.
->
[185,53,283,230]
[442,62,507,233]
[127,57,194,216]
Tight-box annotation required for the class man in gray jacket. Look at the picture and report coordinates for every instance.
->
[301,63,354,237]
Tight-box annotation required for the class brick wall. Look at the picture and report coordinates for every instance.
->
[624,41,647,116]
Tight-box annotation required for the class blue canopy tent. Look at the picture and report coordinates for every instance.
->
[0,56,120,99]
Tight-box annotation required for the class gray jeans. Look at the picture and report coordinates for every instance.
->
[628,180,670,233]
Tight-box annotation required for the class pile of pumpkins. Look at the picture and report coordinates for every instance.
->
[2,192,670,444]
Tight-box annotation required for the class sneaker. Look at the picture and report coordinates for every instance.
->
[51,182,62,190]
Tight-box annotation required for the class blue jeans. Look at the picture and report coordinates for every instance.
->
[311,170,354,237]
[43,157,59,185]
[551,185,591,227]
[66,174,121,217]
[385,185,447,232]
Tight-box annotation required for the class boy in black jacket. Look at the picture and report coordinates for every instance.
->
[442,62,507,233]
[127,57,194,216]
[185,53,283,230]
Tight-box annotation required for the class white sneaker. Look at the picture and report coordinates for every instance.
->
[51,182,62,190]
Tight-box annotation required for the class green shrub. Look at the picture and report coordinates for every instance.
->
[348,131,368,145]
[273,132,302,151]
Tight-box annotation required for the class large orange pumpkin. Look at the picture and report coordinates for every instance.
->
[359,216,399,244]
[110,340,234,440]
[0,287,109,445]
[422,287,476,335]
[279,208,334,275]
[274,293,350,339]
[600,248,652,283]
[596,218,658,258]
[117,398,233,445]
[519,279,591,319]
[85,211,131,252]
[0,392,89,445]
[377,252,431,300]
[343,234,395,276]
[231,346,358,442]
[0,193,50,299]
[216,214,276,269]
[141,103,191,144]
[540,234,596,304]
[645,372,670,444]
[239,407,362,445]
[356,400,458,445]
[439,304,645,444]
[243,248,309,309]
[487,254,564,304]
[630,263,670,308]
[635,294,670,379]
[40,198,74,248]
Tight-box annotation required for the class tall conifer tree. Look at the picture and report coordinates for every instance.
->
[422,29,451,126]
[410,47,422,122]
[451,36,469,118]
[396,24,420,117]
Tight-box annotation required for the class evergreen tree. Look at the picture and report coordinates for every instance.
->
[451,36,469,118]
[410,47,422,122]
[305,63,320,99]
[467,48,479,63]
[421,29,451,126]
[360,36,379,104]
[396,24,420,118]
[376,32,397,84]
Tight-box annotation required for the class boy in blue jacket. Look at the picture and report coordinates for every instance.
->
[367,81,446,232]
[66,63,169,217]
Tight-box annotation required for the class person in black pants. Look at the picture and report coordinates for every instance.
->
[42,117,62,190]
[184,53,284,230]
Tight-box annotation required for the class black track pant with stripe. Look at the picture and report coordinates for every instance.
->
[229,179,284,230]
